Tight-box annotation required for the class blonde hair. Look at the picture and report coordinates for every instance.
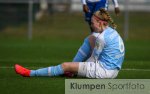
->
[94,8,117,29]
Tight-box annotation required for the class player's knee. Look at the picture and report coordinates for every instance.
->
[61,63,71,71]
[62,63,68,69]
[88,35,96,49]
[88,35,96,42]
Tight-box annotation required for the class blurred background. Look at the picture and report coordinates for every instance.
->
[0,0,150,94]
[0,0,150,40]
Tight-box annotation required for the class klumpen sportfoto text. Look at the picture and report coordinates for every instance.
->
[70,82,145,91]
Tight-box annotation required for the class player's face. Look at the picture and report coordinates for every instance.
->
[91,16,103,33]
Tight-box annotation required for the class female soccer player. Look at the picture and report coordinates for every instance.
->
[15,9,125,79]
[82,0,120,32]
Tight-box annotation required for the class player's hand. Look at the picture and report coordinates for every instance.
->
[83,4,90,13]
[115,7,120,16]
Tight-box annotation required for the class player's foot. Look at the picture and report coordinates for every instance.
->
[15,64,31,77]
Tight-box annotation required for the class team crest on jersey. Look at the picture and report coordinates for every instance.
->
[95,40,102,50]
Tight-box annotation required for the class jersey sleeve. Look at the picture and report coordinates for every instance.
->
[112,0,119,7]
[81,0,86,5]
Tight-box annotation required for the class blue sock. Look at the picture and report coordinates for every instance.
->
[30,65,64,77]
[73,37,91,62]
[50,65,64,76]
[30,68,48,76]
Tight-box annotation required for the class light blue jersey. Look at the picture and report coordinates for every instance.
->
[92,27,125,70]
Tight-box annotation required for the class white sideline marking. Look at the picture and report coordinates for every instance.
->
[122,69,150,71]
[0,66,150,71]
[0,59,150,71]
[0,66,41,69]
[0,59,64,63]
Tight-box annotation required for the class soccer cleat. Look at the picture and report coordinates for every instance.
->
[15,64,31,77]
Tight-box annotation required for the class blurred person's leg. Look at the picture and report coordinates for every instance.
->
[35,0,49,20]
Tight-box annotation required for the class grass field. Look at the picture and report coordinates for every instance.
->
[0,12,150,94]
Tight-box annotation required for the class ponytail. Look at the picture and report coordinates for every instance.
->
[94,8,117,29]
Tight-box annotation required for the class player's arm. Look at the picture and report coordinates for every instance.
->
[112,0,120,16]
[81,0,90,13]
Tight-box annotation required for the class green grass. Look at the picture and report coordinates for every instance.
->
[0,12,150,94]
